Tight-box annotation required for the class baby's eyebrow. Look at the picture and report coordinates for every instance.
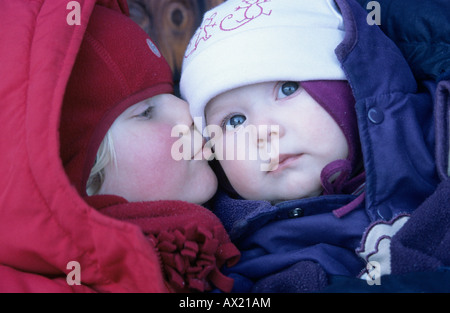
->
[204,112,219,126]
[205,104,224,123]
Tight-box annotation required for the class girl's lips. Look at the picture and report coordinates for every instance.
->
[190,134,207,160]
[269,154,303,173]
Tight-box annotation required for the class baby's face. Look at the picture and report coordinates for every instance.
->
[205,81,348,202]
[99,94,218,204]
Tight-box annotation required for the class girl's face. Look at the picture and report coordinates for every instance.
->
[205,81,348,202]
[99,94,218,205]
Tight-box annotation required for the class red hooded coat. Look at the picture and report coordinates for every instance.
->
[0,0,238,293]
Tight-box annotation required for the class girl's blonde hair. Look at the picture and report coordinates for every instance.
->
[86,131,116,196]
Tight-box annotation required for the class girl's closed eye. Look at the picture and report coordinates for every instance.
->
[277,81,300,99]
[137,106,154,119]
[222,113,247,131]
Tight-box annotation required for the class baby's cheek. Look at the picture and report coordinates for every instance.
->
[221,159,254,187]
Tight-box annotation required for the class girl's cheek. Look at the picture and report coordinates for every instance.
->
[119,123,188,175]
[146,126,185,168]
[160,125,182,158]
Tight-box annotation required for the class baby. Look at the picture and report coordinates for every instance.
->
[180,0,368,292]
[181,0,364,203]
[181,0,440,293]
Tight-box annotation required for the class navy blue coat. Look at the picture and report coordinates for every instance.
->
[213,0,442,292]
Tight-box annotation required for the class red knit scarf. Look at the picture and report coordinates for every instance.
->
[87,195,240,293]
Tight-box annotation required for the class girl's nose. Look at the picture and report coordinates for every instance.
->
[166,95,194,127]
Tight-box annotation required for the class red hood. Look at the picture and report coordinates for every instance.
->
[0,0,169,292]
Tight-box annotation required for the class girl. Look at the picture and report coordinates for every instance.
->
[0,0,238,293]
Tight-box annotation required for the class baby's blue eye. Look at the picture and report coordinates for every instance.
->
[226,114,246,129]
[278,82,299,98]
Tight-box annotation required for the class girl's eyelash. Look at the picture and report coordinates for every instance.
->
[139,106,154,118]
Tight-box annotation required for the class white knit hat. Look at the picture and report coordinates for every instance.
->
[180,0,347,129]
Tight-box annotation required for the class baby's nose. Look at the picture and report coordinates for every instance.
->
[253,110,285,139]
